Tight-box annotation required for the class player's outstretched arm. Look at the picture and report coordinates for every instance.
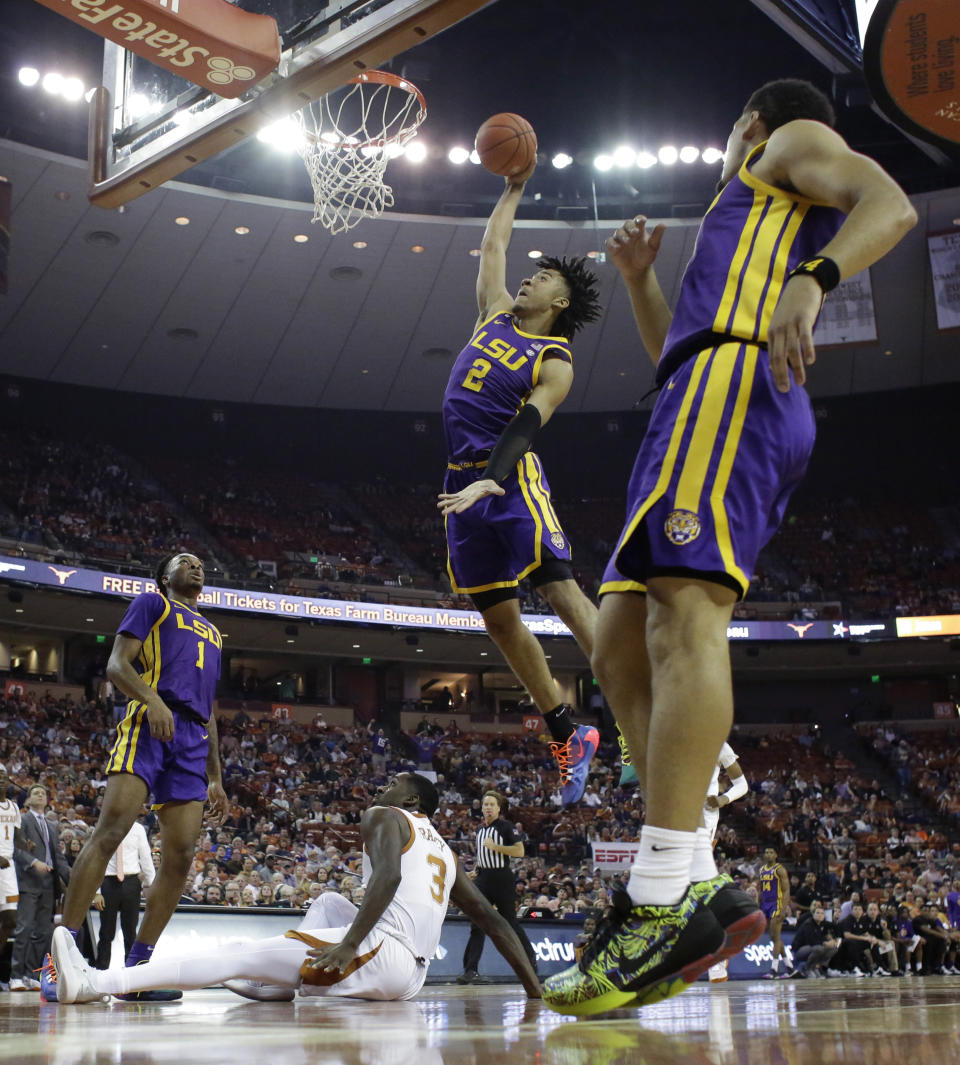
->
[759,120,917,392]
[606,215,672,366]
[475,165,536,327]
[450,862,541,997]
[305,807,405,976]
[107,633,176,742]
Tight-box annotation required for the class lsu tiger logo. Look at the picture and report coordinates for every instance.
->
[664,509,701,546]
[550,532,565,550]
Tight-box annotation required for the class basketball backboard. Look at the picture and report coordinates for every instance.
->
[87,0,493,208]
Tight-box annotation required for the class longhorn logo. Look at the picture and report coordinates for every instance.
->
[787,622,814,638]
[48,566,78,586]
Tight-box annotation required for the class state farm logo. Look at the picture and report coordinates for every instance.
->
[207,57,258,86]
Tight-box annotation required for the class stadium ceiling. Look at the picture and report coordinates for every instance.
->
[0,0,958,411]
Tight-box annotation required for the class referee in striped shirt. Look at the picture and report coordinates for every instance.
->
[458,790,538,984]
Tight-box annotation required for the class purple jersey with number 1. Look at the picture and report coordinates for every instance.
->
[106,592,221,803]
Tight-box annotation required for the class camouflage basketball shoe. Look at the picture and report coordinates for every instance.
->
[689,874,766,969]
[542,887,724,1016]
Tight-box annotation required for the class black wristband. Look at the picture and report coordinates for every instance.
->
[485,403,542,483]
[787,256,840,293]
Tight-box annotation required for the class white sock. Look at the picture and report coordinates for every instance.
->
[689,827,719,882]
[626,826,696,906]
[96,935,308,996]
[770,957,780,972]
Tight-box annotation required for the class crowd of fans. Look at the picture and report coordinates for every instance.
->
[1,428,958,620]
[1,685,958,981]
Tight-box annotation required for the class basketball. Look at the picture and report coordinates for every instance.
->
[474,113,537,177]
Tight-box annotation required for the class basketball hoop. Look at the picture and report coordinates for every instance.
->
[294,70,427,235]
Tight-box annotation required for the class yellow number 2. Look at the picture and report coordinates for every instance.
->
[426,854,447,904]
[462,357,492,392]
[195,640,205,670]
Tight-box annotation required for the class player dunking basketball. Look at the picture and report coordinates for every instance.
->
[544,79,916,1016]
[437,165,603,806]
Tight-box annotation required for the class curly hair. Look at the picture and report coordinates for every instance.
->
[408,773,439,817]
[154,551,184,592]
[536,255,602,338]
[744,79,836,132]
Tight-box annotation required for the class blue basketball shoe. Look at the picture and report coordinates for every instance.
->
[550,724,599,806]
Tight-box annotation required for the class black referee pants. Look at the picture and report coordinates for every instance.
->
[462,868,537,974]
[96,876,142,970]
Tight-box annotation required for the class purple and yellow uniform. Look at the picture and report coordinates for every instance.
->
[442,312,573,595]
[601,141,845,598]
[106,592,221,804]
[759,862,784,920]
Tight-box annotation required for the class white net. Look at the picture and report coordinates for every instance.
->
[294,71,426,235]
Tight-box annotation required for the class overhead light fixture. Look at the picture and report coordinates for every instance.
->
[411,244,425,253]
[174,216,190,226]
[701,147,724,165]
[448,146,470,164]
[86,617,95,622]
[286,638,295,643]
[405,141,427,163]
[352,644,360,649]
[18,67,40,87]
[416,648,424,653]
[658,145,679,165]
[613,145,636,168]
[42,72,64,96]
[679,145,700,164]
[468,248,481,257]
[636,151,657,169]
[594,153,613,172]
[551,152,573,169]
[527,249,542,259]
[234,226,250,235]
[256,117,305,152]
[352,240,367,249]
[14,608,23,614]
[293,234,309,243]
[469,149,481,165]
[84,87,97,104]
[62,77,85,102]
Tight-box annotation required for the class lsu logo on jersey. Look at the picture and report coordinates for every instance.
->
[550,532,565,550]
[664,509,701,546]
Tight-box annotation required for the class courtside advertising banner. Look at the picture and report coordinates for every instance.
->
[591,842,641,873]
[0,554,924,642]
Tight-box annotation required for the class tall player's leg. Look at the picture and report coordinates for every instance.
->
[537,579,597,659]
[591,592,651,788]
[136,799,205,945]
[61,773,146,931]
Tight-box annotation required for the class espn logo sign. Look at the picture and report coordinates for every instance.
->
[35,0,281,99]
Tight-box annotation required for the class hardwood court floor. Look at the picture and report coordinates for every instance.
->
[2,977,959,1065]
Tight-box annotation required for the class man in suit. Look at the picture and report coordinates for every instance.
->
[11,784,71,990]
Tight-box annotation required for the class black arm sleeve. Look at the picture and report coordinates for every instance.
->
[484,403,542,483]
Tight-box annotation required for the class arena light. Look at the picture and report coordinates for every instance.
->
[551,152,573,169]
[636,151,657,169]
[679,145,700,164]
[61,77,85,102]
[404,141,427,163]
[469,149,481,165]
[448,146,470,164]
[527,249,543,259]
[84,87,97,104]
[701,147,725,165]
[18,67,40,87]
[256,117,305,152]
[613,145,636,168]
[594,153,613,172]
[658,145,679,165]
[42,72,64,96]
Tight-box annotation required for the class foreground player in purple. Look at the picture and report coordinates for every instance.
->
[544,79,916,1015]
[55,552,228,1001]
[437,162,602,805]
